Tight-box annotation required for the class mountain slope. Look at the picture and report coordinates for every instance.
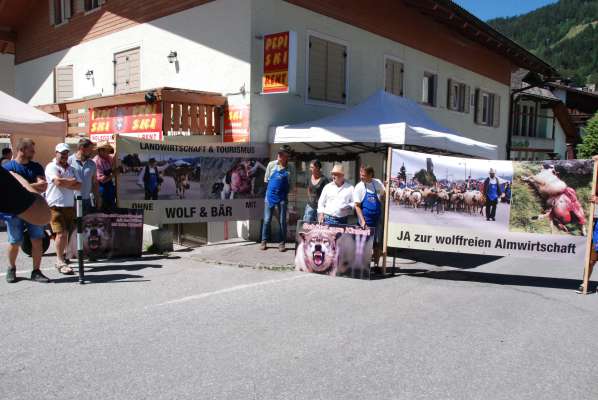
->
[487,0,598,85]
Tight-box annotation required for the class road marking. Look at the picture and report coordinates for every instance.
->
[156,274,313,306]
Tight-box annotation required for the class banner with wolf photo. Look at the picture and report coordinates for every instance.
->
[295,222,374,280]
[67,209,144,260]
[116,136,269,225]
[387,149,594,265]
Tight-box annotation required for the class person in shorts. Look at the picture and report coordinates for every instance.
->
[46,143,81,274]
[3,138,50,283]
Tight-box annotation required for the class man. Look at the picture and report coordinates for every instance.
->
[94,141,116,211]
[69,138,99,214]
[137,158,162,200]
[318,164,354,225]
[3,139,50,283]
[260,147,295,252]
[46,143,81,274]
[1,147,12,165]
[0,168,50,225]
[483,168,502,221]
[354,165,385,262]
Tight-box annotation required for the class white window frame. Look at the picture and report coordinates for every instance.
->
[446,78,470,113]
[421,71,437,107]
[50,0,72,27]
[305,30,350,109]
[474,87,500,128]
[383,55,405,97]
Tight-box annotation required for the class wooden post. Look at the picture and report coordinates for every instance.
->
[582,159,598,294]
[113,133,119,209]
[381,146,393,275]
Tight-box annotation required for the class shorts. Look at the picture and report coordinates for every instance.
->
[50,207,75,234]
[6,217,45,245]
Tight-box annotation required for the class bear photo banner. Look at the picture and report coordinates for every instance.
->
[387,149,594,265]
[116,136,269,225]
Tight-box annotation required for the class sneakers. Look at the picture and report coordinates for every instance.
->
[278,243,287,252]
[6,267,16,283]
[30,269,51,283]
[259,241,267,250]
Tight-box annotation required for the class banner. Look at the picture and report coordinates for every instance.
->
[116,136,269,225]
[295,222,374,280]
[387,149,594,264]
[262,31,297,94]
[89,103,163,143]
[223,104,250,143]
[67,209,143,259]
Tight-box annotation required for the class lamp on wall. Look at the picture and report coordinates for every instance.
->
[85,70,94,80]
[167,51,178,64]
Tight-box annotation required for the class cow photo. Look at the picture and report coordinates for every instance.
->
[295,222,373,280]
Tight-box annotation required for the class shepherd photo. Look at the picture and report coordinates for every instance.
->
[389,150,513,231]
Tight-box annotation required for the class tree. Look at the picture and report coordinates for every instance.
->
[414,169,437,187]
[577,111,598,159]
[399,164,407,182]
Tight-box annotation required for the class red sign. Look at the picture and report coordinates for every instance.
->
[88,103,163,142]
[263,32,291,94]
[224,104,250,143]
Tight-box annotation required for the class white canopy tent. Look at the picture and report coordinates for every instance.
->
[270,90,498,159]
[0,90,66,137]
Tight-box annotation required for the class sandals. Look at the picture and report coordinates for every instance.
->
[55,261,74,275]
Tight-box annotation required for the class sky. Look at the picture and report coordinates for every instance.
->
[453,0,558,21]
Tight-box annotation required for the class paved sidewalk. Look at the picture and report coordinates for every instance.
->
[189,240,296,270]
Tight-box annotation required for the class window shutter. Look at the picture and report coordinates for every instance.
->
[474,89,481,124]
[49,0,55,25]
[64,0,72,19]
[325,41,346,104]
[492,95,501,128]
[54,65,73,103]
[392,62,402,96]
[446,79,453,110]
[431,75,437,107]
[308,36,326,101]
[384,61,393,93]
[464,85,471,113]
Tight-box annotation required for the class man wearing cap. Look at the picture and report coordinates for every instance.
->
[46,143,81,274]
[318,164,355,225]
[94,141,116,211]
[483,168,503,222]
[260,147,295,252]
[137,157,163,200]
[3,138,51,283]
[68,138,99,214]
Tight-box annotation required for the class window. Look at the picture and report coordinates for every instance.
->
[474,89,500,127]
[307,35,347,105]
[84,0,104,12]
[54,65,73,103]
[421,72,437,107]
[385,58,404,97]
[446,79,470,113]
[113,47,140,94]
[521,105,528,136]
[49,0,72,26]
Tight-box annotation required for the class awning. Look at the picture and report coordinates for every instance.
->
[270,90,498,159]
[0,90,66,137]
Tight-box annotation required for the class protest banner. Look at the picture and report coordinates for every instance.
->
[67,209,143,259]
[116,136,269,225]
[295,221,374,280]
[387,149,594,266]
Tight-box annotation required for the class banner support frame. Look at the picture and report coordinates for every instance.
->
[382,145,393,275]
[582,158,598,294]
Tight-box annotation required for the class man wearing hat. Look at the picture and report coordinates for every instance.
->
[483,168,503,221]
[46,143,81,274]
[68,138,99,214]
[260,147,295,251]
[93,141,116,211]
[137,157,163,200]
[318,164,355,225]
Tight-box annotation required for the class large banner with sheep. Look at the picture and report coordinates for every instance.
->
[387,149,593,264]
[115,136,269,225]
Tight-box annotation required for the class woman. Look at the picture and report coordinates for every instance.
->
[303,160,328,223]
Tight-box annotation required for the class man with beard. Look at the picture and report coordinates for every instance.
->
[69,138,99,214]
[46,143,81,275]
[3,139,51,283]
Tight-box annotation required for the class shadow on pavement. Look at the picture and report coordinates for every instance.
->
[52,273,148,284]
[389,248,500,269]
[87,263,163,272]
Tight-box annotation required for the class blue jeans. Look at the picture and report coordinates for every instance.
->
[303,204,318,223]
[323,215,348,225]
[6,217,45,245]
[261,200,287,243]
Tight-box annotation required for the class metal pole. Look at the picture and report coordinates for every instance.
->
[76,195,85,284]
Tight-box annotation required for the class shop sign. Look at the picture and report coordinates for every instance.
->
[89,103,163,142]
[262,31,297,94]
[223,104,250,143]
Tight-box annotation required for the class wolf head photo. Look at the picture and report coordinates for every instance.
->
[296,228,342,275]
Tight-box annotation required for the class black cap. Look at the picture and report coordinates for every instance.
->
[149,157,156,163]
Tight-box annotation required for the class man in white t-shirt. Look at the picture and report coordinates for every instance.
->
[45,143,81,274]
[317,164,354,225]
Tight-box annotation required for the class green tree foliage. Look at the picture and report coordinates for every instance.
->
[577,111,598,158]
[488,0,598,86]
[399,164,407,182]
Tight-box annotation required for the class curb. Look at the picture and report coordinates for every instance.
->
[191,256,295,271]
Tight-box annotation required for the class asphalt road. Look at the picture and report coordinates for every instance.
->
[1,232,597,400]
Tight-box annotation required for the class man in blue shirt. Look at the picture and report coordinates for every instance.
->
[483,168,503,222]
[68,138,99,214]
[3,138,51,283]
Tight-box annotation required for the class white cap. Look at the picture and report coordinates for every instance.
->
[55,143,70,153]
